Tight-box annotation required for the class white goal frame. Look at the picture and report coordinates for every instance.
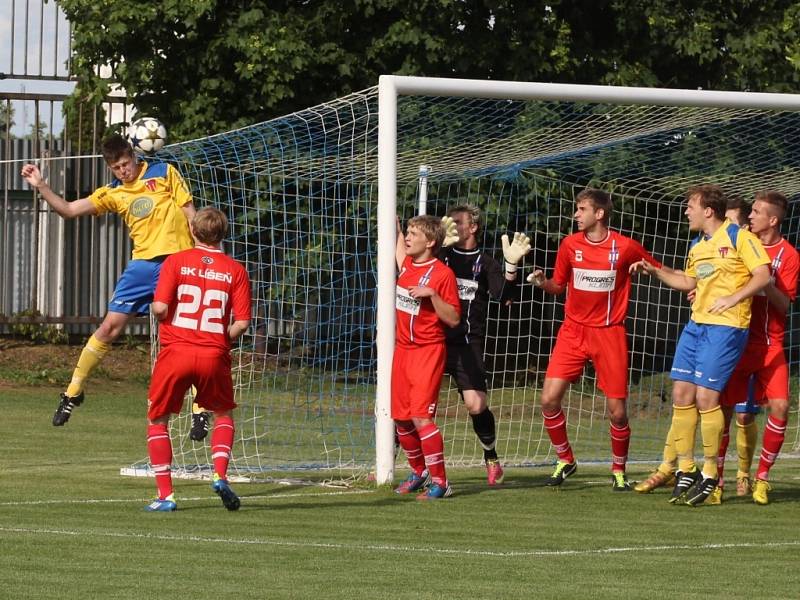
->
[375,75,800,485]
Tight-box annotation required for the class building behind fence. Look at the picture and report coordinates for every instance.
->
[1,0,143,336]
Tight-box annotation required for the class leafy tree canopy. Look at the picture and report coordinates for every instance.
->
[59,0,800,140]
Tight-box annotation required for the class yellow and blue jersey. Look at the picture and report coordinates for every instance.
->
[88,161,193,260]
[686,220,769,328]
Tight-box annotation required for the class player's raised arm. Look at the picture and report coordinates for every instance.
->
[20,163,97,219]
[502,232,531,282]
[395,216,406,271]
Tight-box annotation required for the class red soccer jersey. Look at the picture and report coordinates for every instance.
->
[154,245,252,352]
[551,230,661,327]
[748,238,799,346]
[395,255,460,347]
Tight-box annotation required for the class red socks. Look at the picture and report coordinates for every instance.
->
[543,410,575,464]
[211,415,235,480]
[756,416,787,481]
[396,424,427,476]
[147,423,173,500]
[610,422,631,472]
[417,423,447,486]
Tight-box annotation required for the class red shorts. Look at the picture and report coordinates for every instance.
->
[720,343,788,406]
[147,344,236,421]
[546,319,629,398]
[391,343,446,420]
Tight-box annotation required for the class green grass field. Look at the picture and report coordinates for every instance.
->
[3,380,800,600]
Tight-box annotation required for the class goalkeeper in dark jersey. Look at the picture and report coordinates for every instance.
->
[439,205,531,485]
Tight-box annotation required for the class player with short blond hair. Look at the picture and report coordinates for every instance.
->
[392,214,461,499]
[144,207,251,511]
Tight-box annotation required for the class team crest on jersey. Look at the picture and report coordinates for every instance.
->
[201,256,213,265]
[575,250,583,262]
[718,246,730,258]
[130,196,154,218]
[145,179,157,192]
[608,248,619,268]
[418,274,430,287]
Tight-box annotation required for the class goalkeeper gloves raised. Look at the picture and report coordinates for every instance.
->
[501,232,531,274]
[440,216,459,248]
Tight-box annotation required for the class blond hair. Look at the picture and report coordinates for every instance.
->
[192,207,228,245]
[407,214,445,252]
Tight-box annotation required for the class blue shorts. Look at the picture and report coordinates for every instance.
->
[108,257,166,315]
[670,320,748,392]
[735,375,762,414]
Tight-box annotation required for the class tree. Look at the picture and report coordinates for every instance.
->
[59,1,800,141]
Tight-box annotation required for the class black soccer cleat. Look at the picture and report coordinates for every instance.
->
[544,461,577,487]
[685,476,719,507]
[52,391,84,426]
[189,411,211,441]
[669,469,701,504]
[212,475,241,511]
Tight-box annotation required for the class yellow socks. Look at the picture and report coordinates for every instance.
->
[736,420,757,478]
[672,404,698,473]
[65,334,111,397]
[657,424,677,476]
[699,405,724,478]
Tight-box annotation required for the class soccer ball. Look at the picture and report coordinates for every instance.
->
[127,117,167,155]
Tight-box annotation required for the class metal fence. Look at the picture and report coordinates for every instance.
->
[1,0,144,336]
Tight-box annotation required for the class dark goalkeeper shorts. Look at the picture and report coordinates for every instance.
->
[446,340,488,393]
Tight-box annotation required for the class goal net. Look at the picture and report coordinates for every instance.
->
[123,78,800,482]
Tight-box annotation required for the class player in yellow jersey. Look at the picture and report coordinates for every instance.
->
[635,196,757,501]
[631,184,770,506]
[21,134,196,427]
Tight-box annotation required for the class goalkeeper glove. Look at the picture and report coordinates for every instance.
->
[441,216,459,248]
[501,232,531,274]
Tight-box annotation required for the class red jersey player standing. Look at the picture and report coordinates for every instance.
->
[392,215,461,500]
[144,207,251,512]
[528,188,662,491]
[720,190,799,505]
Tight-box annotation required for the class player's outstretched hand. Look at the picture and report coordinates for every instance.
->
[20,164,43,188]
[629,259,656,276]
[502,232,532,267]
[441,216,459,247]
[527,269,545,287]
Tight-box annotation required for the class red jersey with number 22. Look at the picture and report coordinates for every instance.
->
[154,245,251,352]
[552,230,661,327]
[395,255,460,347]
